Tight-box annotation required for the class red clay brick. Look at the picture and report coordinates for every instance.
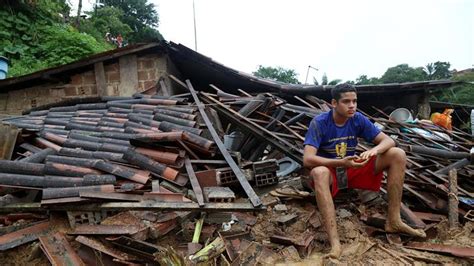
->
[143,60,154,69]
[64,87,77,96]
[144,80,157,90]
[104,63,119,72]
[107,72,120,83]
[148,70,156,80]
[138,71,148,81]
[70,74,82,85]
[90,85,98,95]
[83,73,96,85]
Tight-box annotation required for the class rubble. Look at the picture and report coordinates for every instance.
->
[0,75,472,264]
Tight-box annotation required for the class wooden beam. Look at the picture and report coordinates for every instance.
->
[94,62,107,96]
[0,201,263,213]
[119,54,138,96]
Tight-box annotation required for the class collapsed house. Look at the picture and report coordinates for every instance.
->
[0,42,472,264]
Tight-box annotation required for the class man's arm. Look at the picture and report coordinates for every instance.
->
[303,145,368,169]
[359,132,395,160]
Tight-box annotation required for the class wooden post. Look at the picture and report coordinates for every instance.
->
[448,169,458,229]
[94,62,107,96]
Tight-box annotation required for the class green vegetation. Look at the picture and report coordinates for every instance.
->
[99,0,163,42]
[432,72,474,105]
[253,65,300,84]
[0,1,111,77]
[0,0,162,78]
[255,60,470,104]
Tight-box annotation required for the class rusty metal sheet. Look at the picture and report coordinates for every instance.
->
[405,242,474,258]
[0,220,50,251]
[71,224,141,235]
[39,232,85,266]
[75,235,139,262]
[0,124,19,160]
[195,169,218,187]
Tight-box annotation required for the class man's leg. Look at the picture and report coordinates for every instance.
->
[375,147,426,237]
[310,166,342,258]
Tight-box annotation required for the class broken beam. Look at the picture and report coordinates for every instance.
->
[183,79,261,207]
[184,157,205,206]
[0,201,263,213]
[200,92,303,164]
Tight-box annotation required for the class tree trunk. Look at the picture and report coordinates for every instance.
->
[76,0,82,27]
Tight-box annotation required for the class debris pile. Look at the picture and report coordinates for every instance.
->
[0,76,472,264]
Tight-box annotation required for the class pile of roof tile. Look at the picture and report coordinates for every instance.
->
[0,76,472,264]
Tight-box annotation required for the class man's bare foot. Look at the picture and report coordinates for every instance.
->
[324,243,342,259]
[385,221,426,238]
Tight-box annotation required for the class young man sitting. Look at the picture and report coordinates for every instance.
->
[303,83,426,259]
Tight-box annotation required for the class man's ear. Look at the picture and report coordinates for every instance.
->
[331,99,337,108]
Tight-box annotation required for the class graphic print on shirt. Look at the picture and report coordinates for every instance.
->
[335,142,347,158]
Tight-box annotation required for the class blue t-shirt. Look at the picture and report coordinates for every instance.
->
[304,110,381,159]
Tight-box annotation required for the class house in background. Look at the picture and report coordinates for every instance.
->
[0,43,183,116]
[0,41,460,120]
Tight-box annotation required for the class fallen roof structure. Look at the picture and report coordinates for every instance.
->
[0,72,473,264]
[0,43,472,264]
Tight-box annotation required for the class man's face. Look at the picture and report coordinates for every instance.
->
[332,92,357,118]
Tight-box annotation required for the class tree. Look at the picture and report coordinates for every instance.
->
[380,64,427,83]
[0,1,110,77]
[355,74,380,85]
[328,79,342,85]
[321,73,328,85]
[75,0,82,27]
[253,65,300,84]
[424,61,452,80]
[424,63,435,79]
[81,7,132,42]
[432,61,451,79]
[101,0,163,42]
[432,71,474,105]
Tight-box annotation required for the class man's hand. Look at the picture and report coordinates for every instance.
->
[343,155,369,168]
[359,149,378,160]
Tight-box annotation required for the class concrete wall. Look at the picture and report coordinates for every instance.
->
[0,52,179,115]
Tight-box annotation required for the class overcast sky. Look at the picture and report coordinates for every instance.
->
[77,0,473,83]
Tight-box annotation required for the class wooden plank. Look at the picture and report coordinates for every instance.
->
[79,191,143,202]
[184,157,205,206]
[0,221,50,251]
[182,79,261,207]
[0,202,263,213]
[94,62,107,96]
[39,232,85,265]
[159,79,170,96]
[118,54,138,96]
[71,224,141,235]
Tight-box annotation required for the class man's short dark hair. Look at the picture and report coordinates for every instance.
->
[331,83,357,101]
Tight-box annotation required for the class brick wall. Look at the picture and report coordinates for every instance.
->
[0,52,178,115]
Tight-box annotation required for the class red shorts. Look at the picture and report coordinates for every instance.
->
[305,156,383,197]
